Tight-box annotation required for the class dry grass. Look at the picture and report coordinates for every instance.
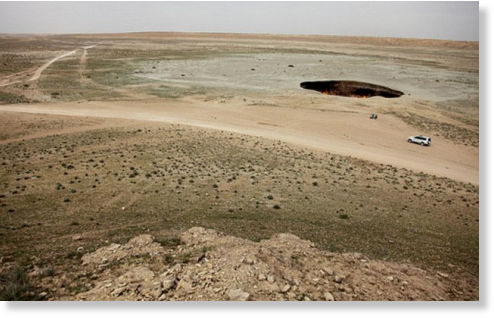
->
[0,112,478,299]
[0,33,479,300]
[392,112,478,147]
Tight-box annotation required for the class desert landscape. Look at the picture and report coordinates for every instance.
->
[0,32,478,300]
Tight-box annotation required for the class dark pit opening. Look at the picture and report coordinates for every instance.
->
[300,80,404,98]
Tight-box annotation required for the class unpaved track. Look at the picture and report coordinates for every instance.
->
[29,49,77,81]
[79,48,88,81]
[0,100,478,185]
[79,46,96,83]
[80,45,96,68]
[0,69,33,87]
[0,49,79,87]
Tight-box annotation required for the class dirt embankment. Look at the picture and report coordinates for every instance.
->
[71,227,472,301]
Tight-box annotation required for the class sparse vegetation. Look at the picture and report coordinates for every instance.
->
[157,237,181,247]
[0,265,39,301]
[391,111,479,147]
[0,112,478,287]
[0,91,29,104]
[0,33,478,300]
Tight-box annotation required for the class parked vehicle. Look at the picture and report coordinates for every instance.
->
[407,135,431,146]
[369,113,378,120]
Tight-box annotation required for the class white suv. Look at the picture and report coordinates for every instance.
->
[407,135,431,146]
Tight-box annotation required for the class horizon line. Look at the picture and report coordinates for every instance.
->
[0,30,480,43]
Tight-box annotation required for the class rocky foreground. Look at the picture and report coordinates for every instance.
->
[72,227,453,301]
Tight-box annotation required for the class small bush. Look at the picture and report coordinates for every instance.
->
[0,266,39,301]
[181,253,191,264]
[157,237,181,247]
[163,254,174,264]
[40,266,56,277]
[202,246,215,253]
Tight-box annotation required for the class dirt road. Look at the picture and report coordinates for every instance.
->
[29,49,77,81]
[0,99,478,184]
[0,49,81,88]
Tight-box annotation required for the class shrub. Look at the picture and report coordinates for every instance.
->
[157,237,181,247]
[0,266,39,301]
[163,254,174,264]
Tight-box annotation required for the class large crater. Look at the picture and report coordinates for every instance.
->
[300,80,404,98]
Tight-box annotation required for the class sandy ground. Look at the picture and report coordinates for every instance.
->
[0,99,478,184]
[0,33,479,301]
[0,33,478,184]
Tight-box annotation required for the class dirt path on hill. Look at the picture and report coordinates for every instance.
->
[0,100,478,184]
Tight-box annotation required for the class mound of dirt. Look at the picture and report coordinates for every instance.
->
[72,227,456,301]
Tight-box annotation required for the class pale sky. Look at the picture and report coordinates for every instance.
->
[0,1,479,41]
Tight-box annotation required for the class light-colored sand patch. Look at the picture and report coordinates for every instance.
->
[0,99,478,184]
